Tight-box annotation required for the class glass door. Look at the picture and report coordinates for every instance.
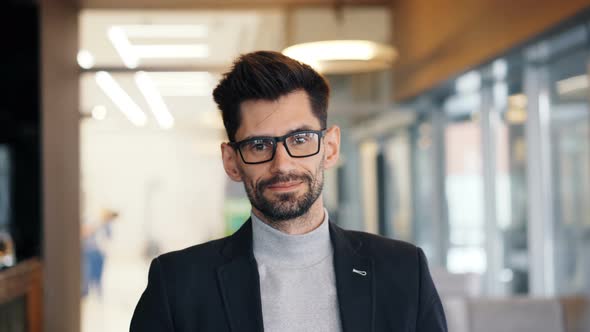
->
[410,111,448,267]
[548,46,590,295]
[444,110,486,275]
[381,131,413,242]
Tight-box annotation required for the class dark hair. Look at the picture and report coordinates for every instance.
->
[212,51,330,142]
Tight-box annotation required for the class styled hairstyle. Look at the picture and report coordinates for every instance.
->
[212,51,330,142]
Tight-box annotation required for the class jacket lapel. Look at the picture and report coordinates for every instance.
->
[216,219,375,332]
[217,219,264,332]
[330,222,375,332]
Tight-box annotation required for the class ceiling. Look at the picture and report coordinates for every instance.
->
[79,7,393,131]
[79,9,285,130]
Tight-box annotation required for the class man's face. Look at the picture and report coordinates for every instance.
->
[221,90,340,223]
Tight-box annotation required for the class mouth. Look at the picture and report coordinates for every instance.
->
[266,181,302,192]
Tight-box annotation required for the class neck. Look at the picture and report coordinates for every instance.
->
[252,197,325,235]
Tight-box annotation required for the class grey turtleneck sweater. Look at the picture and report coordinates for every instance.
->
[251,210,343,332]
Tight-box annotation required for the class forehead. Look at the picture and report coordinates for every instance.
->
[235,90,321,140]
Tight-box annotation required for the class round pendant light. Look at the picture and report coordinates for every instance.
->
[283,40,397,74]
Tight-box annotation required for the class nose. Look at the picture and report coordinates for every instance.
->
[269,142,295,174]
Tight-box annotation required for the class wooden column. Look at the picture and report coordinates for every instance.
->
[40,1,80,331]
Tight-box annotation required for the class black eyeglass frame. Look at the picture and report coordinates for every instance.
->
[229,129,327,165]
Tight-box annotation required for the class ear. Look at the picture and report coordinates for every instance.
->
[221,142,243,182]
[323,125,340,169]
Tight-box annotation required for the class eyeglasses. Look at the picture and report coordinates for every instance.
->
[229,129,326,164]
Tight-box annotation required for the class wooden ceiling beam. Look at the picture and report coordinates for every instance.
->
[80,0,392,9]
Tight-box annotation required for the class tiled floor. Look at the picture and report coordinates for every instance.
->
[82,257,150,332]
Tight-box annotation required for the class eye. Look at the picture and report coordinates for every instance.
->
[290,133,312,145]
[245,139,273,152]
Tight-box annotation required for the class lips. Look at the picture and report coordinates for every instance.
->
[266,181,302,191]
[258,174,310,194]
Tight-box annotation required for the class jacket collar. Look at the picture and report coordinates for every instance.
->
[329,222,375,332]
[217,218,263,332]
[217,219,375,332]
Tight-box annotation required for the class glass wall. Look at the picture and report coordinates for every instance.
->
[495,66,529,295]
[355,18,590,297]
[359,139,379,234]
[547,44,590,295]
[0,146,15,269]
[443,91,486,275]
[410,113,444,265]
[0,147,9,229]
[381,131,413,242]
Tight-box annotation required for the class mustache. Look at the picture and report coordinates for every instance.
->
[257,173,312,189]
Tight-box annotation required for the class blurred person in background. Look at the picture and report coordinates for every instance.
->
[131,51,447,332]
[81,208,118,299]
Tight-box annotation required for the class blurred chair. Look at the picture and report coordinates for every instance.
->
[431,269,482,332]
[560,296,590,332]
[431,268,482,298]
[441,297,469,332]
[468,297,564,332]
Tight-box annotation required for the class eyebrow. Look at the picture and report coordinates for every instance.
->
[240,126,317,141]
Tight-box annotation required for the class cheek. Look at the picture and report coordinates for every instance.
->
[307,154,325,172]
[239,166,267,184]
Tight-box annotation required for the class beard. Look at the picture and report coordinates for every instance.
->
[240,161,324,223]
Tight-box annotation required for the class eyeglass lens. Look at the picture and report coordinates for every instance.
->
[239,131,320,163]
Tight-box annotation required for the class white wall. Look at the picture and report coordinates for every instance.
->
[81,118,227,260]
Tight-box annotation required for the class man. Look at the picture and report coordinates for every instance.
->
[130,51,447,332]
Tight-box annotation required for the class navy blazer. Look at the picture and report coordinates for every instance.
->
[130,220,447,331]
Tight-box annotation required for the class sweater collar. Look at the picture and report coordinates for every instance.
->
[251,209,332,268]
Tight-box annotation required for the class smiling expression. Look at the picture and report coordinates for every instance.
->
[221,89,340,224]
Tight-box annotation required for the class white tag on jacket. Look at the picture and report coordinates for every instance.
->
[352,268,367,276]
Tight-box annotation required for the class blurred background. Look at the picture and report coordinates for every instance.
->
[1,0,590,331]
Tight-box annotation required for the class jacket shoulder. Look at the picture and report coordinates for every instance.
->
[343,228,418,256]
[338,228,424,271]
[156,235,230,270]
